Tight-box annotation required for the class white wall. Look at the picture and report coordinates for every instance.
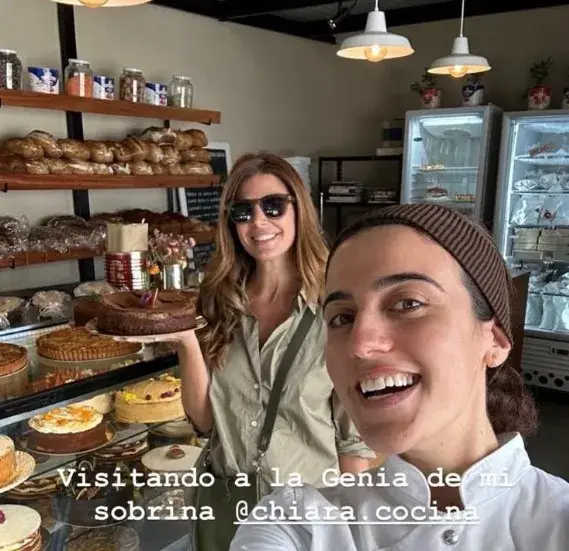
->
[0,0,390,292]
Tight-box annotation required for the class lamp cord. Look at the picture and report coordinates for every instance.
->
[459,0,465,36]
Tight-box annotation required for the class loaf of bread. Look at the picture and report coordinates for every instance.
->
[68,160,93,175]
[111,163,131,175]
[160,146,181,166]
[181,148,211,163]
[140,126,177,145]
[0,154,26,173]
[146,142,164,164]
[168,163,183,175]
[85,140,114,164]
[123,136,149,162]
[28,130,63,158]
[182,162,213,175]
[107,141,133,163]
[46,158,72,174]
[59,139,91,161]
[129,161,153,175]
[5,138,44,159]
[150,163,166,175]
[91,162,113,175]
[25,159,50,174]
[184,129,208,147]
[174,131,193,151]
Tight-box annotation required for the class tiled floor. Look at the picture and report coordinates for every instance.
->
[525,387,569,481]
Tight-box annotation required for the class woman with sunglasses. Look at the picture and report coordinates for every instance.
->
[230,203,569,551]
[175,152,373,549]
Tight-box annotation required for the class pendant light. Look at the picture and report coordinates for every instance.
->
[49,0,152,7]
[336,0,414,62]
[428,0,490,78]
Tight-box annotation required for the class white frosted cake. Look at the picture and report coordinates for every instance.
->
[0,505,42,551]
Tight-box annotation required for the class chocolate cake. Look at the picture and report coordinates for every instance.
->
[27,405,108,454]
[73,296,105,327]
[52,463,134,528]
[97,289,198,335]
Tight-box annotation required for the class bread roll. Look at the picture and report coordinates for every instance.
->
[45,158,71,175]
[181,148,211,163]
[27,130,63,158]
[160,146,181,166]
[124,136,149,162]
[0,154,26,173]
[182,162,213,175]
[129,161,153,175]
[140,126,176,145]
[85,140,113,164]
[5,138,44,159]
[68,160,93,175]
[59,139,91,161]
[184,129,208,147]
[174,131,193,151]
[111,163,131,175]
[168,163,183,175]
[91,162,113,175]
[107,141,133,163]
[150,163,166,175]
[25,159,50,174]
[146,142,164,164]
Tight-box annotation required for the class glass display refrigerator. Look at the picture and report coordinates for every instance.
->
[494,110,569,393]
[401,106,503,228]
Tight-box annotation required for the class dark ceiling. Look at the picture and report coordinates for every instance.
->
[153,0,569,44]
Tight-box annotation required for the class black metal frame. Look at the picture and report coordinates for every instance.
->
[153,0,569,44]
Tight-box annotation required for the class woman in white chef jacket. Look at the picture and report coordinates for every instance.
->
[230,204,569,551]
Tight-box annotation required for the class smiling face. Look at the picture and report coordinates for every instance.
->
[232,173,296,263]
[324,225,510,456]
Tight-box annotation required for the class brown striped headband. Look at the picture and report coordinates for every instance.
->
[327,203,513,344]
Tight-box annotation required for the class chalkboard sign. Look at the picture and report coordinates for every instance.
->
[193,242,216,270]
[177,142,232,223]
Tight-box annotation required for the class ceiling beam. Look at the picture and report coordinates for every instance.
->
[302,0,569,36]
[220,0,335,21]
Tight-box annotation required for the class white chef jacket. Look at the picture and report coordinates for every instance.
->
[230,433,569,550]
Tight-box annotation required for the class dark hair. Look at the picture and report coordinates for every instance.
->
[461,272,538,436]
[327,217,539,437]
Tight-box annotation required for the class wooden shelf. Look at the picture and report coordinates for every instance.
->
[0,230,216,269]
[0,90,221,124]
[0,173,220,191]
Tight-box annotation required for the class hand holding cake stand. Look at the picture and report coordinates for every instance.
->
[85,288,207,343]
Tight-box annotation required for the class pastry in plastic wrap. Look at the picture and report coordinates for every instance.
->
[0,296,25,328]
[4,137,44,159]
[107,140,133,163]
[44,215,87,228]
[160,145,181,166]
[140,125,176,145]
[45,157,72,174]
[129,160,153,175]
[182,161,213,175]
[173,130,193,151]
[150,163,166,175]
[24,159,50,174]
[74,281,116,297]
[58,138,91,161]
[110,162,131,175]
[0,153,26,173]
[31,290,72,319]
[146,141,164,164]
[27,226,67,252]
[168,163,183,175]
[0,216,29,252]
[123,135,149,162]
[181,147,211,163]
[91,162,114,175]
[184,128,208,147]
[84,140,114,163]
[68,159,94,175]
[27,130,63,158]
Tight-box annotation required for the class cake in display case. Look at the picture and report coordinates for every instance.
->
[0,281,206,550]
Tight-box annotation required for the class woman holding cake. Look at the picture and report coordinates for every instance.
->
[171,152,373,549]
[231,204,569,551]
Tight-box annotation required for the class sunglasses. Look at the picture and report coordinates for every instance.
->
[227,194,295,223]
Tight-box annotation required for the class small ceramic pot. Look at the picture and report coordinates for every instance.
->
[562,88,569,110]
[461,83,484,106]
[420,88,442,109]
[528,86,551,110]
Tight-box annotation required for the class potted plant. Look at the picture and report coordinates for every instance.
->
[527,57,553,110]
[461,73,485,107]
[410,68,441,109]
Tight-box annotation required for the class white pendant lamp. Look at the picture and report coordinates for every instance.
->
[428,0,490,78]
[337,0,414,62]
[50,0,152,7]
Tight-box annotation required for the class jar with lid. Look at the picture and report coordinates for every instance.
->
[0,49,22,90]
[120,68,145,103]
[64,59,94,97]
[168,75,193,108]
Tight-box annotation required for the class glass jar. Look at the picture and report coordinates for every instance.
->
[120,68,145,103]
[0,49,22,90]
[64,59,93,97]
[168,75,193,108]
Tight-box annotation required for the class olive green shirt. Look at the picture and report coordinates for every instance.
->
[205,294,374,496]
